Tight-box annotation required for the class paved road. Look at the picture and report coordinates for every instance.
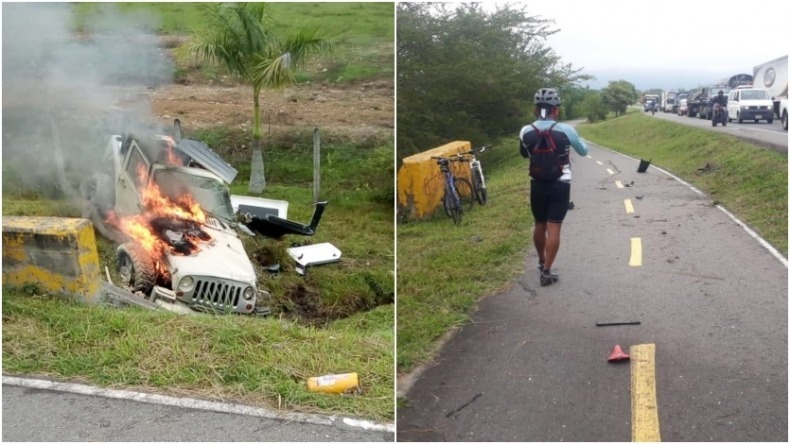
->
[2,380,393,442]
[648,109,787,152]
[397,142,787,441]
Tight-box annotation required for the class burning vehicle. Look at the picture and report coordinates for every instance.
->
[82,119,326,315]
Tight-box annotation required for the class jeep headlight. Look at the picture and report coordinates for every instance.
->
[178,276,196,292]
[243,286,256,300]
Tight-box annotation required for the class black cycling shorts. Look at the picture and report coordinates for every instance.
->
[530,180,571,223]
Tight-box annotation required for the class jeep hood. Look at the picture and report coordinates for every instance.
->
[166,232,256,284]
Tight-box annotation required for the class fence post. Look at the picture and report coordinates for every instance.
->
[313,127,320,203]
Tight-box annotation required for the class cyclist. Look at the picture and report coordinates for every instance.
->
[519,87,588,286]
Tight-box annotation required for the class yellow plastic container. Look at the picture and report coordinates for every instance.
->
[306,372,359,394]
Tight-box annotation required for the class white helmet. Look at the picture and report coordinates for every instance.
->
[534,88,561,106]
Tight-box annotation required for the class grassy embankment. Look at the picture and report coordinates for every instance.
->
[3,2,395,422]
[397,112,787,376]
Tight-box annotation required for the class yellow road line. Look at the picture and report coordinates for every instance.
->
[624,199,634,214]
[615,180,624,189]
[629,237,642,266]
[631,343,660,442]
[606,168,615,175]
[596,160,604,165]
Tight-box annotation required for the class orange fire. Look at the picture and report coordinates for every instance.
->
[159,136,184,167]
[107,161,212,272]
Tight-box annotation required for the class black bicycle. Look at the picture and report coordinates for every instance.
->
[458,145,491,205]
[431,155,473,225]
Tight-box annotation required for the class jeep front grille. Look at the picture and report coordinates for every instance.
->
[192,279,242,311]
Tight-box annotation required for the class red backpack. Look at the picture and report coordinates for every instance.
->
[526,122,563,181]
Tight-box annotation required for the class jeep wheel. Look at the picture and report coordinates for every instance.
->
[117,243,157,295]
[783,110,788,131]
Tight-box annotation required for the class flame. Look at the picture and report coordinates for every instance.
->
[106,161,212,278]
[159,136,183,166]
[106,211,168,261]
[138,164,206,223]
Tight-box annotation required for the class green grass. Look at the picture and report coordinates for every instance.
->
[2,138,395,421]
[2,288,393,422]
[396,143,531,371]
[397,113,788,375]
[73,3,393,39]
[71,2,394,84]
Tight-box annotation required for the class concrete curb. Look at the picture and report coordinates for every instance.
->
[3,375,395,435]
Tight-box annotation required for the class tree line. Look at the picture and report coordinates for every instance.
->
[396,3,639,161]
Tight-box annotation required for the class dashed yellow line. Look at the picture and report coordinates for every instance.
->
[631,343,660,442]
[624,199,634,214]
[615,180,624,189]
[606,168,615,175]
[629,238,642,266]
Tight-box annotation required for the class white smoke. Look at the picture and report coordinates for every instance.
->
[2,3,175,197]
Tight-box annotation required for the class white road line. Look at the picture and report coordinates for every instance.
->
[589,144,786,268]
[615,180,624,189]
[2,376,395,434]
[606,168,615,175]
[732,126,785,135]
[596,160,604,165]
[715,205,788,268]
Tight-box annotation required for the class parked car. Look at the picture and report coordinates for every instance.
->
[677,98,688,116]
[727,87,774,123]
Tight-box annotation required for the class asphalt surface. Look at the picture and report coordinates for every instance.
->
[648,109,788,152]
[2,382,393,442]
[397,141,787,441]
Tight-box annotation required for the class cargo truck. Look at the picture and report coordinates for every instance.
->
[661,91,678,113]
[752,55,788,124]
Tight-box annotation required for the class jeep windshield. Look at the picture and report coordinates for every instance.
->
[152,169,235,222]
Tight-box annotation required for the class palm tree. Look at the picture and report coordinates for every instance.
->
[184,2,336,193]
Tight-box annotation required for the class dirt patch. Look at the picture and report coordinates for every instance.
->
[121,76,394,147]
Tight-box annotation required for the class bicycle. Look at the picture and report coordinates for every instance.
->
[458,145,491,205]
[431,155,473,225]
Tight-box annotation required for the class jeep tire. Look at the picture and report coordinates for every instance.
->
[117,243,157,295]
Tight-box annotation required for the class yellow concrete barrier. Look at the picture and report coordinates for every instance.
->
[397,141,473,221]
[2,216,102,302]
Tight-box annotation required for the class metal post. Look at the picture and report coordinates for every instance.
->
[313,127,320,203]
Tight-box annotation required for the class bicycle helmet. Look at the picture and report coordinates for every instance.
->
[534,88,561,106]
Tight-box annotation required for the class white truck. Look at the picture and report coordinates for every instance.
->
[752,55,788,130]
[661,91,677,113]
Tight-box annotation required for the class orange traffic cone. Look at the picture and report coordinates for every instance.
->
[608,344,630,362]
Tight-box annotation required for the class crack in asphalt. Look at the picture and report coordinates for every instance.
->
[444,393,482,418]
[518,277,537,297]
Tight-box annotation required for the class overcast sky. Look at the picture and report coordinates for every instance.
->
[502,0,790,90]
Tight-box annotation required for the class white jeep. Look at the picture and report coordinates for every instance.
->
[82,119,326,315]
